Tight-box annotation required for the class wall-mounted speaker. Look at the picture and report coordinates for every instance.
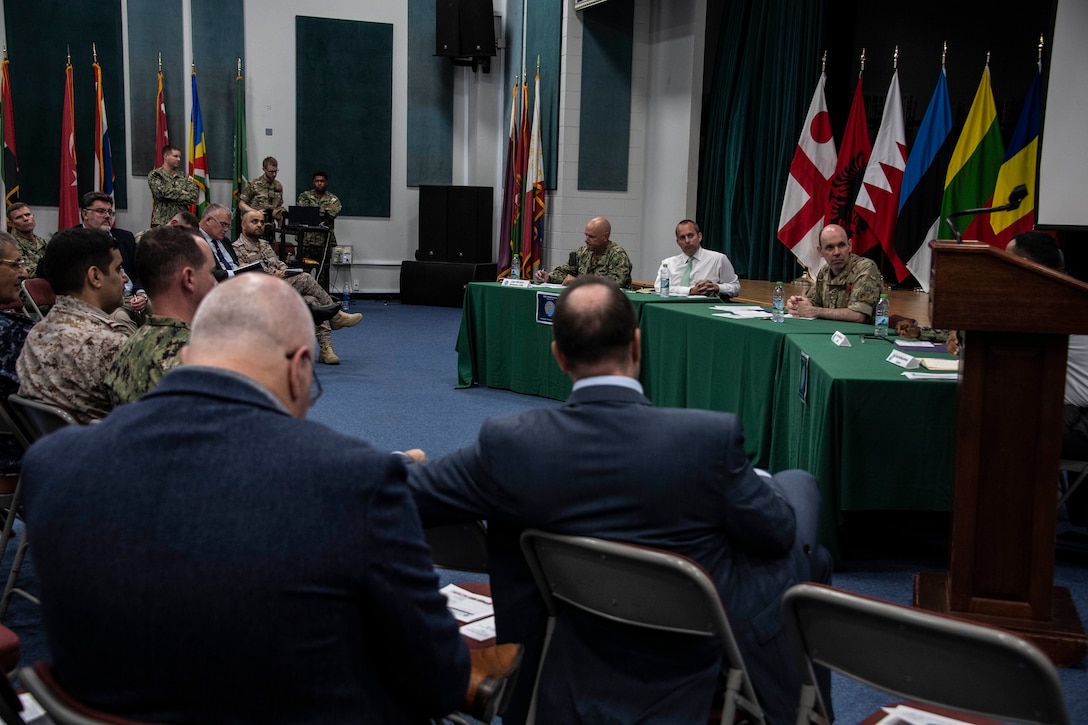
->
[436,0,497,57]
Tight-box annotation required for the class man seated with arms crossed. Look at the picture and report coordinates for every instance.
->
[655,218,741,298]
[408,276,832,724]
[6,202,48,277]
[104,226,218,407]
[786,223,882,323]
[234,209,360,365]
[16,227,132,424]
[21,273,521,724]
[532,216,632,288]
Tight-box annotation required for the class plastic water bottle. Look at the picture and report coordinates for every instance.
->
[510,254,521,280]
[659,263,670,298]
[772,280,785,323]
[341,290,351,312]
[874,293,889,339]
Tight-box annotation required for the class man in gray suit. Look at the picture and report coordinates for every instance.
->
[408,275,832,724]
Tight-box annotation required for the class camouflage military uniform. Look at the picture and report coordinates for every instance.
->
[240,176,284,213]
[233,236,334,345]
[0,310,33,473]
[147,167,200,226]
[16,295,132,424]
[104,316,190,407]
[12,229,48,277]
[296,189,342,246]
[546,241,633,288]
[806,254,882,324]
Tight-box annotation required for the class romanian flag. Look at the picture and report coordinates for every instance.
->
[522,68,545,280]
[155,69,169,160]
[93,60,115,198]
[939,66,1004,244]
[188,69,209,216]
[988,68,1041,247]
[58,59,79,230]
[496,78,518,279]
[1,57,20,206]
[232,63,248,239]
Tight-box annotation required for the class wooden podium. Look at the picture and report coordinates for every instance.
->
[914,241,1088,665]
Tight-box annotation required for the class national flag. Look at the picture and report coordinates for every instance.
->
[1,57,20,206]
[58,59,79,230]
[777,72,836,273]
[188,69,209,216]
[895,69,954,290]
[854,70,908,278]
[988,67,1041,247]
[521,69,545,280]
[155,69,169,160]
[507,78,529,276]
[496,78,518,279]
[940,66,1004,245]
[232,63,248,239]
[93,60,115,199]
[829,76,871,242]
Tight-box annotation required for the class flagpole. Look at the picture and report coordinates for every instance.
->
[790,50,829,288]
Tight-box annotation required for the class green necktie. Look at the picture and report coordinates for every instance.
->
[680,255,694,286]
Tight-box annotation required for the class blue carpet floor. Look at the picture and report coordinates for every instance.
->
[3,298,1087,722]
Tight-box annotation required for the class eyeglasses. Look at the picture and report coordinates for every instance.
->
[0,258,26,269]
[83,207,116,217]
[286,351,323,407]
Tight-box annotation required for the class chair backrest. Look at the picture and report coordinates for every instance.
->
[781,583,1071,725]
[19,278,55,322]
[7,394,78,442]
[519,530,763,724]
[425,521,489,573]
[20,662,155,725]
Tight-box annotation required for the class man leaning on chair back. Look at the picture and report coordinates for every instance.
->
[408,275,833,724]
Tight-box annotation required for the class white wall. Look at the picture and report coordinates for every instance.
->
[3,0,704,290]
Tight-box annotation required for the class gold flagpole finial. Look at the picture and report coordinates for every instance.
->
[3,44,7,61]
[986,50,991,66]
[66,45,71,66]
[821,50,827,73]
[536,55,540,75]
[893,45,899,71]
[1038,34,1045,65]
[237,57,242,77]
[191,60,196,74]
[942,41,947,69]
[93,42,97,63]
[158,52,162,73]
[859,47,865,76]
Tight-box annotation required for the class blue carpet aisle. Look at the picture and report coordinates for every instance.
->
[2,298,1086,722]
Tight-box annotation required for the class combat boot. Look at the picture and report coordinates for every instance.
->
[330,310,362,330]
[319,339,341,365]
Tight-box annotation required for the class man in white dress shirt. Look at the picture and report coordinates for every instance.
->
[654,219,741,298]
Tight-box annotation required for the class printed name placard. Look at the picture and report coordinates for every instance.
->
[885,349,920,369]
[501,278,531,288]
[831,331,852,347]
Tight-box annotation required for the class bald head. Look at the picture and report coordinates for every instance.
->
[584,217,612,254]
[184,274,316,417]
[551,275,639,379]
[817,224,851,274]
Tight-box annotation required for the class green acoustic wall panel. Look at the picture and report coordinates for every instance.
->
[407,0,453,187]
[504,0,562,190]
[3,0,128,211]
[578,1,633,191]
[296,16,392,218]
[127,0,184,176]
[191,0,245,180]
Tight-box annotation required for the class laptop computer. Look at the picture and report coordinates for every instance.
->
[287,205,322,227]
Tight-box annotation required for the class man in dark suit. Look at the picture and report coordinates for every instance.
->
[21,273,520,723]
[408,275,832,724]
[197,202,241,277]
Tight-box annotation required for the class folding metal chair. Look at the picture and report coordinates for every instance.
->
[18,278,55,323]
[1058,459,1088,512]
[782,583,1071,725]
[519,530,764,725]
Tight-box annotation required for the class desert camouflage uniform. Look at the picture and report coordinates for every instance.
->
[233,236,334,345]
[546,241,633,288]
[806,254,883,324]
[12,229,48,277]
[104,316,190,407]
[147,167,200,226]
[16,295,131,424]
[296,189,342,245]
[240,176,284,213]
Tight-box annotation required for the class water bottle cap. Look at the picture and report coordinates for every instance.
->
[880,293,888,298]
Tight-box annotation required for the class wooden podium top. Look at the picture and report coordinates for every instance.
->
[930,240,1088,335]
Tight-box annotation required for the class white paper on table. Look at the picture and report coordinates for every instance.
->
[710,305,765,312]
[441,583,494,623]
[895,339,936,349]
[919,357,959,372]
[713,310,774,320]
[460,616,497,642]
[874,703,977,725]
[900,371,958,381]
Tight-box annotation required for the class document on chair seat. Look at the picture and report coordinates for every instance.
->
[440,583,493,623]
[874,704,976,725]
